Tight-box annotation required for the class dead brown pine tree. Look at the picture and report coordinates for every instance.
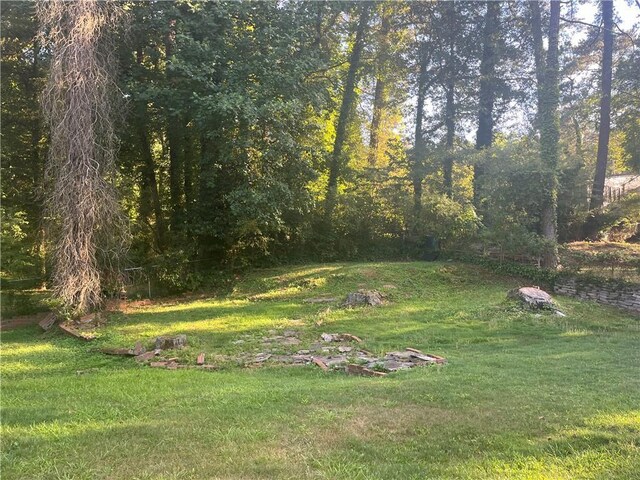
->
[38,0,128,315]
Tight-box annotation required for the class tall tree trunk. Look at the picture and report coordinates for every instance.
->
[530,1,545,128]
[368,10,390,167]
[368,77,386,167]
[474,1,500,204]
[38,0,127,313]
[29,39,47,281]
[138,115,166,251]
[412,42,429,231]
[443,2,456,198]
[589,0,614,210]
[183,124,195,221]
[324,4,369,221]
[538,0,561,269]
[165,17,185,232]
[197,133,223,259]
[443,79,454,198]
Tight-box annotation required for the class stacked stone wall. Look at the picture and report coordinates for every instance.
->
[554,278,640,314]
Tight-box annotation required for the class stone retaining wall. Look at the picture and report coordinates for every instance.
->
[554,277,640,314]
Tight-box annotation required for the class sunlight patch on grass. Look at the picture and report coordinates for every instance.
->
[560,329,593,337]
[1,342,59,357]
[587,411,640,430]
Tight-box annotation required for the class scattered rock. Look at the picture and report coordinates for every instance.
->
[283,330,298,337]
[338,346,353,353]
[262,334,301,346]
[150,361,168,368]
[134,351,156,362]
[166,362,179,370]
[38,313,57,331]
[312,355,349,367]
[345,364,386,377]
[255,353,272,363]
[321,333,363,343]
[509,287,555,310]
[133,342,145,356]
[344,290,384,307]
[303,297,338,304]
[320,333,334,342]
[382,284,397,289]
[154,334,187,350]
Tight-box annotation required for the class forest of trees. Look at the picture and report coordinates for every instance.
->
[2,1,639,313]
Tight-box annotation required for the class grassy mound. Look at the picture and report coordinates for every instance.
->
[2,262,639,479]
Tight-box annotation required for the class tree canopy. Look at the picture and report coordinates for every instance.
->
[1,0,639,310]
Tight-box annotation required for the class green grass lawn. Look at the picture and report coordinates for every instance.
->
[2,262,639,479]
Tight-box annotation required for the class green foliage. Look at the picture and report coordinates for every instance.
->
[152,251,206,294]
[3,0,640,297]
[451,252,560,287]
[415,191,479,248]
[583,193,640,241]
[0,206,37,278]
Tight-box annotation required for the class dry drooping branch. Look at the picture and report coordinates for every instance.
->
[38,0,129,314]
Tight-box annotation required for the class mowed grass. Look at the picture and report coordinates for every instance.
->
[2,261,639,480]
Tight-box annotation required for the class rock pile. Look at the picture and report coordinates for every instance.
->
[98,330,447,377]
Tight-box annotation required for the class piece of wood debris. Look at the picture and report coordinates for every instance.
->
[59,322,95,341]
[150,361,168,368]
[313,357,329,371]
[38,313,57,331]
[196,352,205,365]
[345,364,386,377]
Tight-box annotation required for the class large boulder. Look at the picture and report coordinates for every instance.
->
[508,287,555,309]
[344,290,383,307]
